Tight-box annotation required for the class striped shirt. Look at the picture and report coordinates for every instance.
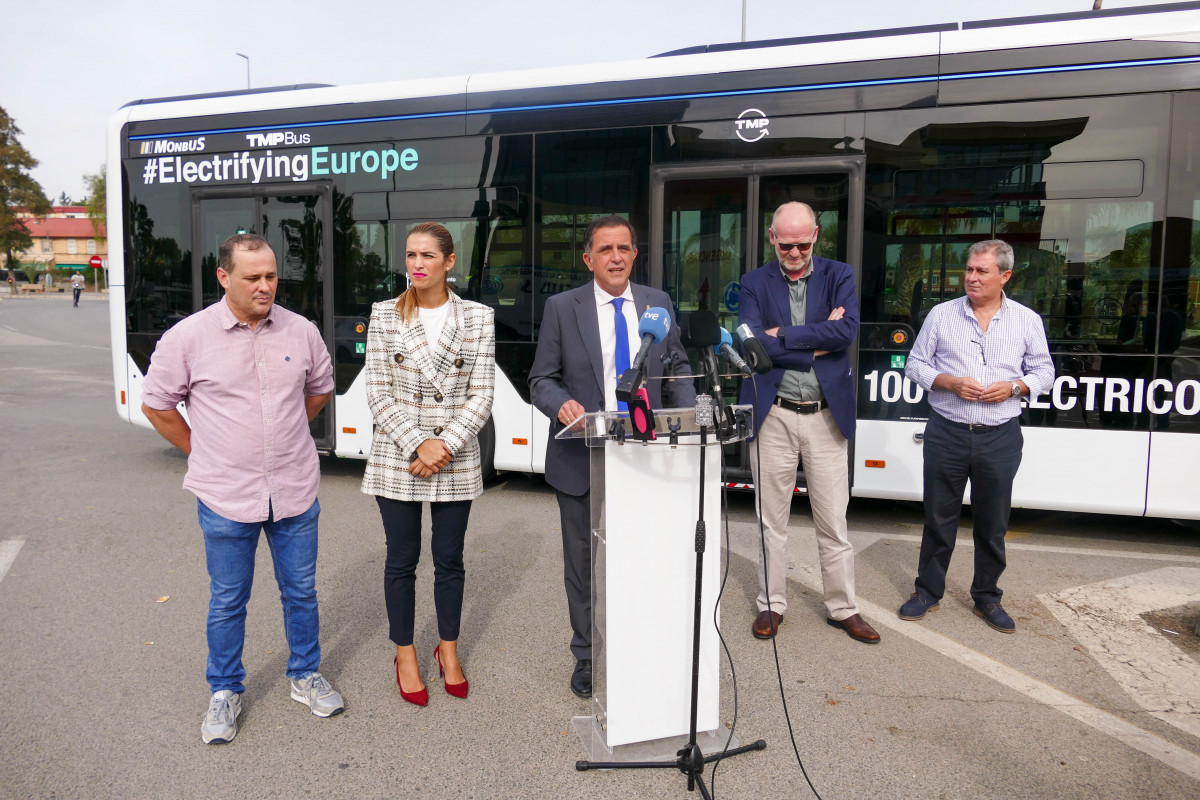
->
[905,293,1054,426]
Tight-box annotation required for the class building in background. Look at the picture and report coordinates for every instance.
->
[4,206,107,289]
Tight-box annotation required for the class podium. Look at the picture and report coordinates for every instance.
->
[556,405,752,761]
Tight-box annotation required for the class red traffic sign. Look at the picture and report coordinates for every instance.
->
[89,256,103,269]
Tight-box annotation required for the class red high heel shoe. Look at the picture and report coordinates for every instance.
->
[434,644,469,699]
[394,655,428,706]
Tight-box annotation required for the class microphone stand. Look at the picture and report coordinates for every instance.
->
[576,386,766,797]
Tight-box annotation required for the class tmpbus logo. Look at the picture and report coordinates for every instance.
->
[139,137,207,155]
[245,131,312,147]
[735,109,770,143]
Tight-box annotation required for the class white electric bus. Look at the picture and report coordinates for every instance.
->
[108,2,1200,518]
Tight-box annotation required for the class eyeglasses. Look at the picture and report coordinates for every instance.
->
[972,335,987,365]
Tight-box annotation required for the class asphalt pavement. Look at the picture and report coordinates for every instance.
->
[2,292,1199,800]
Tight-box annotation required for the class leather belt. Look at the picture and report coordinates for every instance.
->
[933,412,1013,433]
[773,396,823,414]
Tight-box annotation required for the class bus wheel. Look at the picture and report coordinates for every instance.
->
[478,416,496,482]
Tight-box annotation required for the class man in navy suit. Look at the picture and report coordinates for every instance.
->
[530,215,695,697]
[738,201,879,645]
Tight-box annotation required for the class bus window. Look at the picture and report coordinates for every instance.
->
[533,128,653,337]
[861,95,1168,431]
[124,180,192,375]
[663,175,746,327]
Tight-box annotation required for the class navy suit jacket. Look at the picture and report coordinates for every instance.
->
[529,282,696,496]
[737,257,859,441]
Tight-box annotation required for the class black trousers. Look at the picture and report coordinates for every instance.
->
[556,489,591,660]
[375,497,472,646]
[915,412,1023,606]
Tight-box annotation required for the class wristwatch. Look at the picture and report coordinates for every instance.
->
[1010,381,1022,397]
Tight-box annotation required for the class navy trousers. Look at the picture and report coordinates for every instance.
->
[915,412,1023,606]
[376,497,472,646]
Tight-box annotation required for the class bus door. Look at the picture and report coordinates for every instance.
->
[650,157,865,487]
[192,186,336,452]
[1148,93,1200,519]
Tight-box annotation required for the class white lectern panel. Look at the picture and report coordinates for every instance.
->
[601,440,722,746]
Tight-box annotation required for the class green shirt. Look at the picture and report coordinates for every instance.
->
[776,262,825,403]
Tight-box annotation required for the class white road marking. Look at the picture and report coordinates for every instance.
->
[0,539,25,585]
[725,522,1200,781]
[1040,568,1200,739]
[872,532,1200,564]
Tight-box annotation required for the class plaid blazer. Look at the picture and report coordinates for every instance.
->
[360,294,495,502]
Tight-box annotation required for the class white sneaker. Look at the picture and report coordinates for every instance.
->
[290,672,344,717]
[201,690,242,744]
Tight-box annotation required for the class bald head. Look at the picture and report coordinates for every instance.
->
[772,201,816,230]
[769,201,819,275]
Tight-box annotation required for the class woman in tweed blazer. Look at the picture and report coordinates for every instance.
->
[361,223,495,705]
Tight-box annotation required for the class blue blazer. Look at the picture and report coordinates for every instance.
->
[529,282,696,496]
[737,257,859,441]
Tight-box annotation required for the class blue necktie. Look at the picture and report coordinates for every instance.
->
[613,297,630,411]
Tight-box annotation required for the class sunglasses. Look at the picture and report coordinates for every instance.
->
[772,230,820,255]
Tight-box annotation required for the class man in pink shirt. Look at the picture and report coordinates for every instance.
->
[141,233,343,744]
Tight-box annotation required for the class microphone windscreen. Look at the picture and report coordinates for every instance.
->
[690,310,723,347]
[717,327,734,351]
[637,307,671,343]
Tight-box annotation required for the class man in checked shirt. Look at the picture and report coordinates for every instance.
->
[141,233,344,743]
[898,239,1054,634]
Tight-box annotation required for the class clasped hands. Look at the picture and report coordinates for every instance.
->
[764,306,844,358]
[945,377,1017,404]
[410,438,453,478]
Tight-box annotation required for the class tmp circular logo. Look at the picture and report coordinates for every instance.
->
[735,108,770,143]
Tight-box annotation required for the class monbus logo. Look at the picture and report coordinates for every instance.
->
[139,137,207,155]
[735,109,770,143]
[245,131,312,147]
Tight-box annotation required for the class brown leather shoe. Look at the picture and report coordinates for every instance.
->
[752,610,782,639]
[827,613,881,644]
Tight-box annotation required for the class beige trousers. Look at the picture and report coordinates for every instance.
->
[749,404,858,621]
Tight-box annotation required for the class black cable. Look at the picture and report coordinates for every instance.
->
[707,443,738,798]
[749,376,825,800]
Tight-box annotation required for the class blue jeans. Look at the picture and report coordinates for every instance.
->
[197,499,322,693]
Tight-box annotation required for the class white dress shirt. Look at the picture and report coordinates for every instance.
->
[593,281,638,412]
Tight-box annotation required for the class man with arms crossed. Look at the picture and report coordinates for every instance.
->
[529,215,695,697]
[899,239,1053,633]
[141,233,344,743]
[739,201,880,645]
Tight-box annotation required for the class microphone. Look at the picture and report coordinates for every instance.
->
[715,328,754,378]
[690,310,732,438]
[689,309,723,348]
[631,307,671,372]
[616,306,671,403]
[736,324,774,375]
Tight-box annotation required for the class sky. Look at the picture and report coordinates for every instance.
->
[0,0,1188,202]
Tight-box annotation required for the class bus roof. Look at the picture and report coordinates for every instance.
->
[115,2,1200,125]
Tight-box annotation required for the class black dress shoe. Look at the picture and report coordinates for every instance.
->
[571,658,592,698]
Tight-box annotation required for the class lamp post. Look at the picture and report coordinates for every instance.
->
[236,53,250,89]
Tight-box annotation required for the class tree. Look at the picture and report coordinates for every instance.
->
[57,191,73,206]
[1,106,52,294]
[83,165,106,244]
